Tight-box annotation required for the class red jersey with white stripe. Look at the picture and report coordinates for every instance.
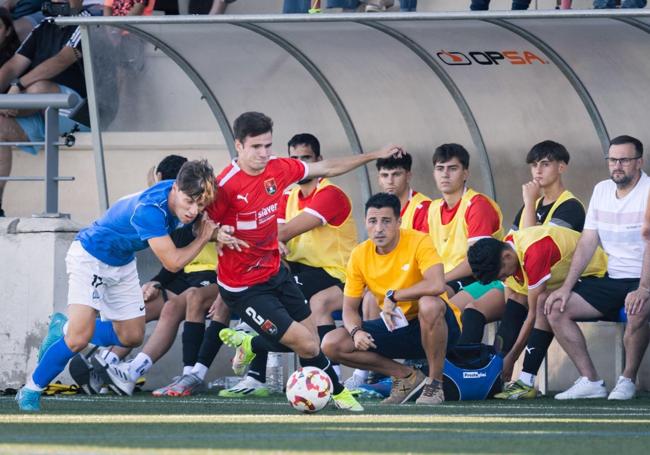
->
[206,157,308,290]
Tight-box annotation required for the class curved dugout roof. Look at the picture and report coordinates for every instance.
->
[58,11,650,225]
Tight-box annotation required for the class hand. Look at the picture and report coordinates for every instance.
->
[625,286,650,315]
[381,297,399,331]
[206,298,219,319]
[522,180,541,207]
[278,241,289,257]
[501,352,515,382]
[197,212,219,241]
[0,85,20,117]
[352,329,376,351]
[374,144,405,161]
[215,224,249,255]
[141,281,161,301]
[545,286,571,315]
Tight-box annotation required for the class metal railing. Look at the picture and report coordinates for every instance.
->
[0,93,79,218]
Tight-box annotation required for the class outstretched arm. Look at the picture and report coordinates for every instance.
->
[306,144,403,179]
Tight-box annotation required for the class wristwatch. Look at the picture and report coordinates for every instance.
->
[11,79,25,91]
[385,289,398,303]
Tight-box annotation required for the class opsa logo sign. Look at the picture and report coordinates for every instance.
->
[437,50,548,66]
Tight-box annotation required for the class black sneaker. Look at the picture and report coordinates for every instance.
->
[69,351,103,395]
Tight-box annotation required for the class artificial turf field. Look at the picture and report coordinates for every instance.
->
[1,392,649,454]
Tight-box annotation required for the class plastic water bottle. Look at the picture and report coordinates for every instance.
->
[266,352,284,393]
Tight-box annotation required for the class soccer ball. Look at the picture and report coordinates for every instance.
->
[285,367,333,413]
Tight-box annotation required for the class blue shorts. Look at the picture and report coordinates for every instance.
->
[15,84,89,155]
[361,304,460,359]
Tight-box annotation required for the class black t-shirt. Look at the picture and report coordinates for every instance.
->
[511,198,585,233]
[17,15,87,97]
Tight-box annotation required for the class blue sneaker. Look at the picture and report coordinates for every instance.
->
[37,313,68,362]
[16,387,42,412]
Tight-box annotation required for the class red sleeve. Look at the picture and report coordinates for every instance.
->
[412,200,431,233]
[277,192,290,224]
[522,236,561,289]
[277,157,308,187]
[306,186,351,227]
[206,180,228,223]
[465,194,501,240]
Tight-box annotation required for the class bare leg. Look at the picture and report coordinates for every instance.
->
[622,304,650,379]
[139,295,187,362]
[362,292,381,320]
[0,116,27,209]
[310,286,343,326]
[418,296,448,382]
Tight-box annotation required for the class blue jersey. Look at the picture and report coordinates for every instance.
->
[76,180,182,266]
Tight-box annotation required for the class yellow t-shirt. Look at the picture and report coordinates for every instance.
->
[344,229,447,320]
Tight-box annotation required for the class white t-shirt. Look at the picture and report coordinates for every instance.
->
[584,171,650,279]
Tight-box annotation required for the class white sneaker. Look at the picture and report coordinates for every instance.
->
[92,356,136,396]
[608,376,636,400]
[555,377,607,400]
[343,374,366,391]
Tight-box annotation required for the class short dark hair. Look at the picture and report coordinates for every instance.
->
[610,135,643,157]
[432,143,470,169]
[156,155,188,180]
[233,112,273,143]
[365,192,401,218]
[526,140,570,164]
[287,133,321,159]
[176,159,216,206]
[467,238,507,284]
[376,152,412,172]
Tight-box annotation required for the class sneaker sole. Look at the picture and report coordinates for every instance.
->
[555,392,607,400]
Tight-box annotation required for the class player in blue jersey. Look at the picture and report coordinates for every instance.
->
[17,159,218,411]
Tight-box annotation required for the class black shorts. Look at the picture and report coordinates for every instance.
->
[164,270,217,296]
[218,266,311,341]
[572,275,639,321]
[286,261,343,302]
[361,304,460,359]
[447,276,476,294]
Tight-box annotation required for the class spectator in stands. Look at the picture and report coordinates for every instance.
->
[322,192,461,405]
[470,0,532,10]
[0,8,20,68]
[4,0,44,41]
[0,0,89,218]
[593,0,646,8]
[218,133,357,398]
[104,0,154,16]
[545,135,650,400]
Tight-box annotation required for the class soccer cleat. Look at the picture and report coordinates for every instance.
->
[69,353,104,395]
[165,373,205,397]
[218,376,270,398]
[219,328,256,376]
[356,377,392,399]
[343,374,366,391]
[152,376,181,397]
[92,356,136,396]
[37,313,68,362]
[16,387,42,412]
[608,376,636,400]
[415,381,445,405]
[494,380,538,400]
[555,376,607,400]
[381,368,426,404]
[332,388,364,412]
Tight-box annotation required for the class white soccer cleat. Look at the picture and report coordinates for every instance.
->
[343,374,366,391]
[608,376,636,400]
[92,356,136,396]
[554,376,607,400]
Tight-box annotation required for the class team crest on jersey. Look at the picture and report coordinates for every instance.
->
[264,178,277,195]
[261,319,278,336]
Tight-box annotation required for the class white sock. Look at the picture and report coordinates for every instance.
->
[333,365,341,381]
[191,363,209,380]
[353,369,368,381]
[519,372,535,387]
[62,322,69,335]
[26,377,45,392]
[129,353,152,382]
[101,350,120,365]
[182,366,193,376]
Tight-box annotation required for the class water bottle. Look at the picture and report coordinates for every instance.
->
[266,352,284,394]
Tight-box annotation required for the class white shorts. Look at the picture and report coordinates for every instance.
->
[66,241,146,321]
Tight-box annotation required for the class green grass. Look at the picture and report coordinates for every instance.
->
[1,392,649,454]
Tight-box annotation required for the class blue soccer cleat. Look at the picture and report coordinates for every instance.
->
[37,313,68,362]
[16,387,42,412]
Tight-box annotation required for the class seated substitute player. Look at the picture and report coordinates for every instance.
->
[17,160,219,411]
[321,193,461,405]
[212,111,404,412]
[467,225,607,394]
[457,140,586,372]
[219,132,358,398]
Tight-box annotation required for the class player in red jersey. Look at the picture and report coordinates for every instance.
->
[210,112,402,411]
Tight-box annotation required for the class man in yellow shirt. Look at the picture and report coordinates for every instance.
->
[322,193,461,405]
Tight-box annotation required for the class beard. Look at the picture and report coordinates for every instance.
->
[611,171,634,187]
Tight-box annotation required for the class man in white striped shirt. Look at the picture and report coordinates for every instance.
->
[545,135,650,401]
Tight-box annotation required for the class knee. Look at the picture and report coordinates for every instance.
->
[418,297,445,323]
[160,298,185,321]
[24,80,55,94]
[545,308,565,326]
[321,328,344,358]
[64,333,92,353]
[297,336,320,358]
[116,328,145,348]
[185,288,201,308]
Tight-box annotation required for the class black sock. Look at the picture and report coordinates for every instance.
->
[494,299,528,355]
[195,321,227,367]
[300,351,343,395]
[522,329,554,375]
[457,308,487,345]
[251,335,292,354]
[247,351,268,383]
[182,322,205,367]
[317,324,338,365]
